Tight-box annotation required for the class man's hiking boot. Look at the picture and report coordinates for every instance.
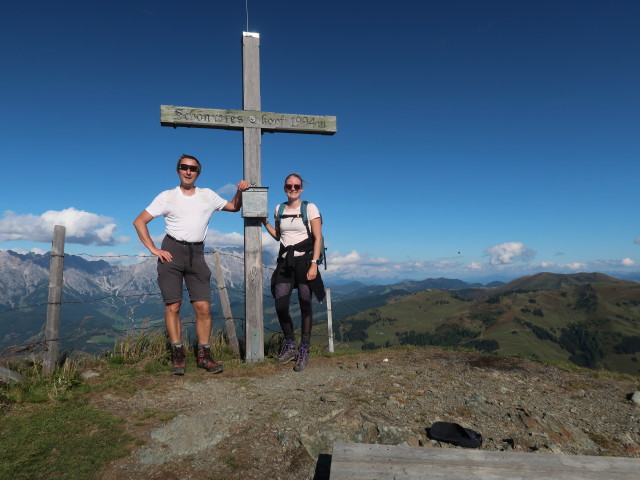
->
[171,344,186,376]
[276,340,298,365]
[293,343,309,372]
[197,345,223,374]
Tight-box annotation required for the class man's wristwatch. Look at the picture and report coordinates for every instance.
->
[311,259,321,264]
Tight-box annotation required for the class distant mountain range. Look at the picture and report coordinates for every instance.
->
[1,250,639,377]
[0,249,262,353]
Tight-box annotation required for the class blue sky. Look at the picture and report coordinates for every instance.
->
[1,0,639,283]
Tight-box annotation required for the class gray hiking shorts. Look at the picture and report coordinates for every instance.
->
[157,235,211,304]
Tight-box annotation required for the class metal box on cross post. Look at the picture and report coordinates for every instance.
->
[241,186,269,218]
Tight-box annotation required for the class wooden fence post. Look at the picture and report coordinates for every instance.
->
[212,251,240,357]
[43,225,66,375]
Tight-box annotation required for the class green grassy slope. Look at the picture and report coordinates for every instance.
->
[335,273,640,376]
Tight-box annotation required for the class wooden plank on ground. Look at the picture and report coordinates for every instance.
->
[329,443,640,480]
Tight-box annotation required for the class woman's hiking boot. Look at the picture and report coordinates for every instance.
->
[171,344,186,376]
[197,345,223,374]
[276,340,298,364]
[293,343,309,372]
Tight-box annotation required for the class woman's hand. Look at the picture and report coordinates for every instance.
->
[307,262,318,281]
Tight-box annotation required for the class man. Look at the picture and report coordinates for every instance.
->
[134,154,250,375]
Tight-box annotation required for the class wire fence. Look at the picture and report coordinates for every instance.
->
[0,249,343,358]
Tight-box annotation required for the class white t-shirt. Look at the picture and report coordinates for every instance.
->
[275,202,320,256]
[146,187,228,243]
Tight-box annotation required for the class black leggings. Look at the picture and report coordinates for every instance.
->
[274,282,312,345]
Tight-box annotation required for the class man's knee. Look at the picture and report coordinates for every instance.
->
[192,301,211,317]
[165,302,181,315]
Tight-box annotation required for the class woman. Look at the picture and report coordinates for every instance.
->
[262,173,325,372]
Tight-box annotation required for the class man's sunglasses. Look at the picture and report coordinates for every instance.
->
[179,164,200,173]
[284,184,302,191]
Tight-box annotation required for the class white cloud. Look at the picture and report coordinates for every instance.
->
[635,237,640,244]
[95,224,128,244]
[485,242,535,265]
[216,183,240,197]
[261,233,280,257]
[329,250,389,266]
[531,260,586,271]
[565,262,587,270]
[206,230,244,247]
[321,250,392,279]
[467,262,483,270]
[320,251,472,280]
[0,208,126,246]
[590,258,639,269]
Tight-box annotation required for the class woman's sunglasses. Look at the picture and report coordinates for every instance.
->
[284,184,302,191]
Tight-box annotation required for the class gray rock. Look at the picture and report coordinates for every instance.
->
[80,369,100,381]
[465,393,487,408]
[0,366,25,384]
[376,425,417,445]
[510,408,598,451]
[300,408,378,458]
[138,409,247,465]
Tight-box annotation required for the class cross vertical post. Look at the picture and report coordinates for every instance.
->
[242,32,263,362]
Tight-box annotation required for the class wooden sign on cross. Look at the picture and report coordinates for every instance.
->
[160,32,337,363]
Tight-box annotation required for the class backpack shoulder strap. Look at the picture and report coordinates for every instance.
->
[276,203,286,224]
[301,201,309,226]
[300,201,312,239]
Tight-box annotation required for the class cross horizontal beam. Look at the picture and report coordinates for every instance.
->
[161,105,336,135]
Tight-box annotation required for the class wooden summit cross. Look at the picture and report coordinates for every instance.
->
[160,32,336,363]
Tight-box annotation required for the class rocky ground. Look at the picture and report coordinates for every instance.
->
[90,348,640,480]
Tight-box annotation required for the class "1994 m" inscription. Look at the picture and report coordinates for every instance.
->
[260,114,327,129]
